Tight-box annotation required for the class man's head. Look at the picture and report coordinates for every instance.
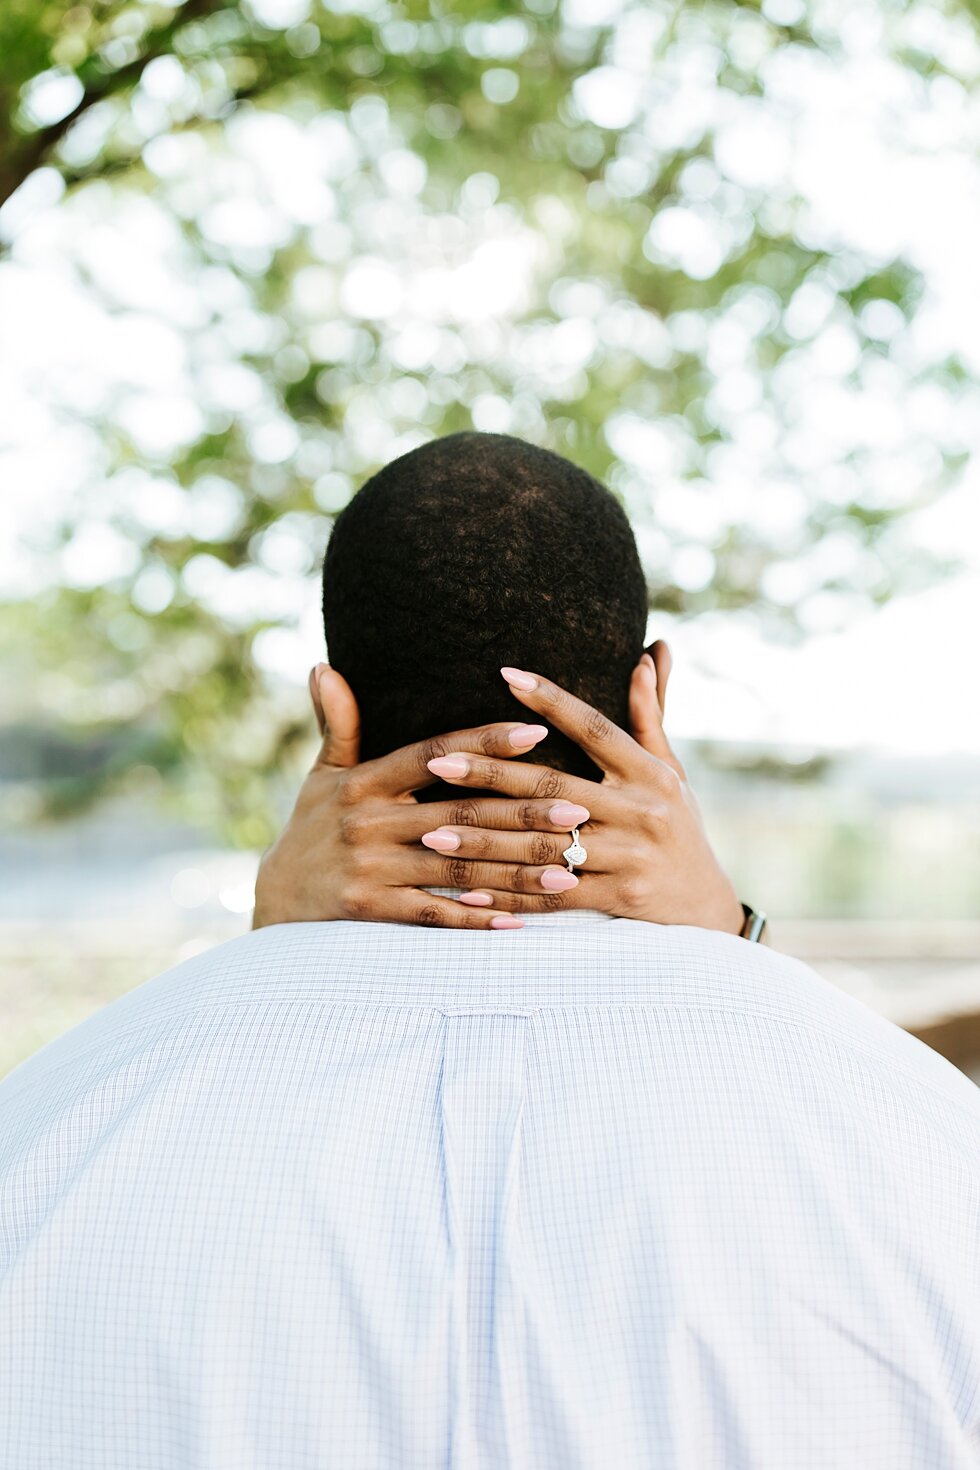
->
[321,431,648,791]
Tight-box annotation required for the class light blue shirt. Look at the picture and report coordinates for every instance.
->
[2,911,980,1468]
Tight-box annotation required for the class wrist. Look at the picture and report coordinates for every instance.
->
[719,892,748,937]
[694,877,745,937]
[251,851,295,929]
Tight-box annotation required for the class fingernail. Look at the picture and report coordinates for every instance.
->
[508,724,548,747]
[459,891,493,906]
[500,666,538,692]
[549,802,590,827]
[421,829,460,852]
[427,756,469,778]
[541,868,579,891]
[490,914,524,929]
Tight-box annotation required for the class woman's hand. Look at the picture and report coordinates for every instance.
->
[251,665,590,931]
[420,651,744,933]
[252,648,744,935]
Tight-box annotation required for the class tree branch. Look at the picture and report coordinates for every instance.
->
[0,0,228,209]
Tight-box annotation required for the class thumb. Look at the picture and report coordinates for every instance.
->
[310,663,361,769]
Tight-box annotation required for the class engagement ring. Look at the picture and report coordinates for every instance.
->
[562,827,588,873]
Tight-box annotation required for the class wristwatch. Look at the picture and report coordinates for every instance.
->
[739,902,768,944]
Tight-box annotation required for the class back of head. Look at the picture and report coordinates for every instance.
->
[322,431,648,790]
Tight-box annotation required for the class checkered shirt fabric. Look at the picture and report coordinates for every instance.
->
[2,911,980,1468]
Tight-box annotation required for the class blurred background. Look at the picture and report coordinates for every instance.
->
[1,0,978,1079]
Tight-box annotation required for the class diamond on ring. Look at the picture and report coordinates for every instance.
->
[562,827,587,871]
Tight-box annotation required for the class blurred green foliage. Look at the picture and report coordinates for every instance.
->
[0,0,974,844]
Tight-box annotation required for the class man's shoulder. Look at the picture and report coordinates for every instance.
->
[0,928,272,1114]
[3,917,979,1147]
[609,920,980,1128]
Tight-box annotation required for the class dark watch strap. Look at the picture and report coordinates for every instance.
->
[739,903,768,943]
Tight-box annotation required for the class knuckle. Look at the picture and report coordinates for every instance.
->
[347,846,372,879]
[468,830,493,858]
[548,685,571,718]
[509,864,530,893]
[447,800,479,827]
[640,800,669,832]
[517,801,539,829]
[532,769,566,801]
[479,760,504,789]
[338,810,365,845]
[337,770,365,807]
[353,804,387,839]
[538,890,568,912]
[420,736,450,766]
[653,762,682,797]
[339,881,370,919]
[528,832,555,866]
[478,727,501,756]
[617,877,642,910]
[445,857,473,888]
[415,903,442,928]
[584,707,613,744]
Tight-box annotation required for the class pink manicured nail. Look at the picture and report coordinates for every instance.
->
[549,802,590,827]
[508,724,548,747]
[500,666,538,692]
[490,914,524,929]
[427,756,469,778]
[421,829,460,852]
[459,891,493,906]
[541,867,579,891]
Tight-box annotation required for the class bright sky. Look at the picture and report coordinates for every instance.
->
[2,1,979,756]
[661,558,979,756]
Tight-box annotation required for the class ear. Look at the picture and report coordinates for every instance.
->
[308,663,361,769]
[648,639,672,719]
[308,665,327,737]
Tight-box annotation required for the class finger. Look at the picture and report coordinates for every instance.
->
[356,797,595,844]
[635,642,687,779]
[424,750,598,806]
[311,664,362,770]
[418,824,603,871]
[388,849,588,896]
[628,657,678,768]
[350,721,551,800]
[498,667,643,780]
[371,888,525,930]
[454,882,603,914]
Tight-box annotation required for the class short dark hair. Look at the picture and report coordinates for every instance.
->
[322,431,648,793]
